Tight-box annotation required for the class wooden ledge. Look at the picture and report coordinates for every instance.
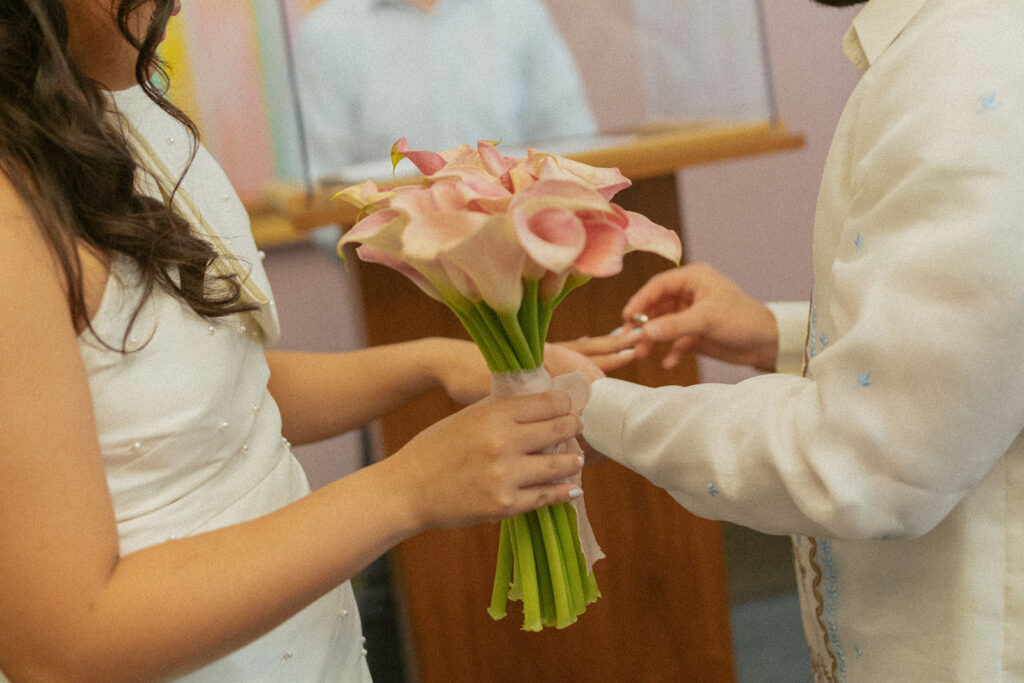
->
[250,119,804,247]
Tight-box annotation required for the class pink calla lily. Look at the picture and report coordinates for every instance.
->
[330,178,396,212]
[391,137,448,175]
[430,163,505,186]
[574,213,630,278]
[523,151,632,200]
[336,206,451,304]
[502,160,538,193]
[515,205,587,275]
[476,139,514,178]
[402,210,524,314]
[337,137,680,342]
[508,180,619,275]
[622,208,683,263]
[338,207,404,245]
[354,244,443,303]
[415,214,526,314]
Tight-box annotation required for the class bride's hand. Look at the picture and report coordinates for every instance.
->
[422,338,492,405]
[554,326,643,374]
[388,390,585,528]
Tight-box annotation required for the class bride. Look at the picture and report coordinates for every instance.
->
[0,1,626,680]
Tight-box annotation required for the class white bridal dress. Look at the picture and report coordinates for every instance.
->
[7,86,372,681]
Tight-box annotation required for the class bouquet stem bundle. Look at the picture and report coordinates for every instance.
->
[452,278,600,630]
[335,137,682,630]
[489,495,600,630]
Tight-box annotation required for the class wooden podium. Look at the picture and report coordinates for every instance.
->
[256,121,803,682]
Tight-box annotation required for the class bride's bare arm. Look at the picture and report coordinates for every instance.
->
[0,179,583,682]
[266,332,609,447]
[265,338,487,446]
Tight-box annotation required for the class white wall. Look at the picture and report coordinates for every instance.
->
[679,1,862,384]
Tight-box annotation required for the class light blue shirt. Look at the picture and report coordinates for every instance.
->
[294,0,597,179]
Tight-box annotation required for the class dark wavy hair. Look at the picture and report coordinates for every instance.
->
[0,0,255,348]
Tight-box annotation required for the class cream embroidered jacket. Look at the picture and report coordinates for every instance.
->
[583,0,1024,679]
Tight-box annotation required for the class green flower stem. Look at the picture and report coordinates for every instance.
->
[498,312,537,371]
[487,519,513,620]
[507,516,522,602]
[552,502,586,615]
[525,511,555,628]
[537,505,575,628]
[468,305,520,370]
[538,275,590,345]
[567,505,601,604]
[519,279,542,363]
[471,303,520,370]
[513,514,542,631]
[449,305,509,372]
[537,300,556,354]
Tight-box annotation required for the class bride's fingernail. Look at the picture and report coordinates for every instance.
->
[569,487,584,499]
[628,328,644,338]
[617,348,637,357]
[610,326,624,336]
[578,454,586,467]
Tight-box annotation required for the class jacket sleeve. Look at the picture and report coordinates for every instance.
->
[766,301,809,376]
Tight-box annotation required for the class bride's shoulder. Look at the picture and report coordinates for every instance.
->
[0,168,110,333]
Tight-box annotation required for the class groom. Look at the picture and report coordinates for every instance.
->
[579,0,1024,681]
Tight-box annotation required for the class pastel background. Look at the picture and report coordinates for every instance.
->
[162,0,774,201]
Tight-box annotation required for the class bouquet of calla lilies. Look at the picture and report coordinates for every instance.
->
[334,138,681,630]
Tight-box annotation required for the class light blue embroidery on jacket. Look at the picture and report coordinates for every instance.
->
[808,296,819,360]
[820,539,847,679]
[854,233,863,249]
[857,372,872,387]
[819,333,829,348]
[978,91,1002,112]
[706,482,720,497]
[805,291,818,379]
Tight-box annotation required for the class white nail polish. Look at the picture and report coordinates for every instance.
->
[569,487,584,499]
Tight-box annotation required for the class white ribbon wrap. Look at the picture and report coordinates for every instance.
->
[489,367,605,572]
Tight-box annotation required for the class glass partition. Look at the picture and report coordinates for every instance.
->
[162,0,774,201]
